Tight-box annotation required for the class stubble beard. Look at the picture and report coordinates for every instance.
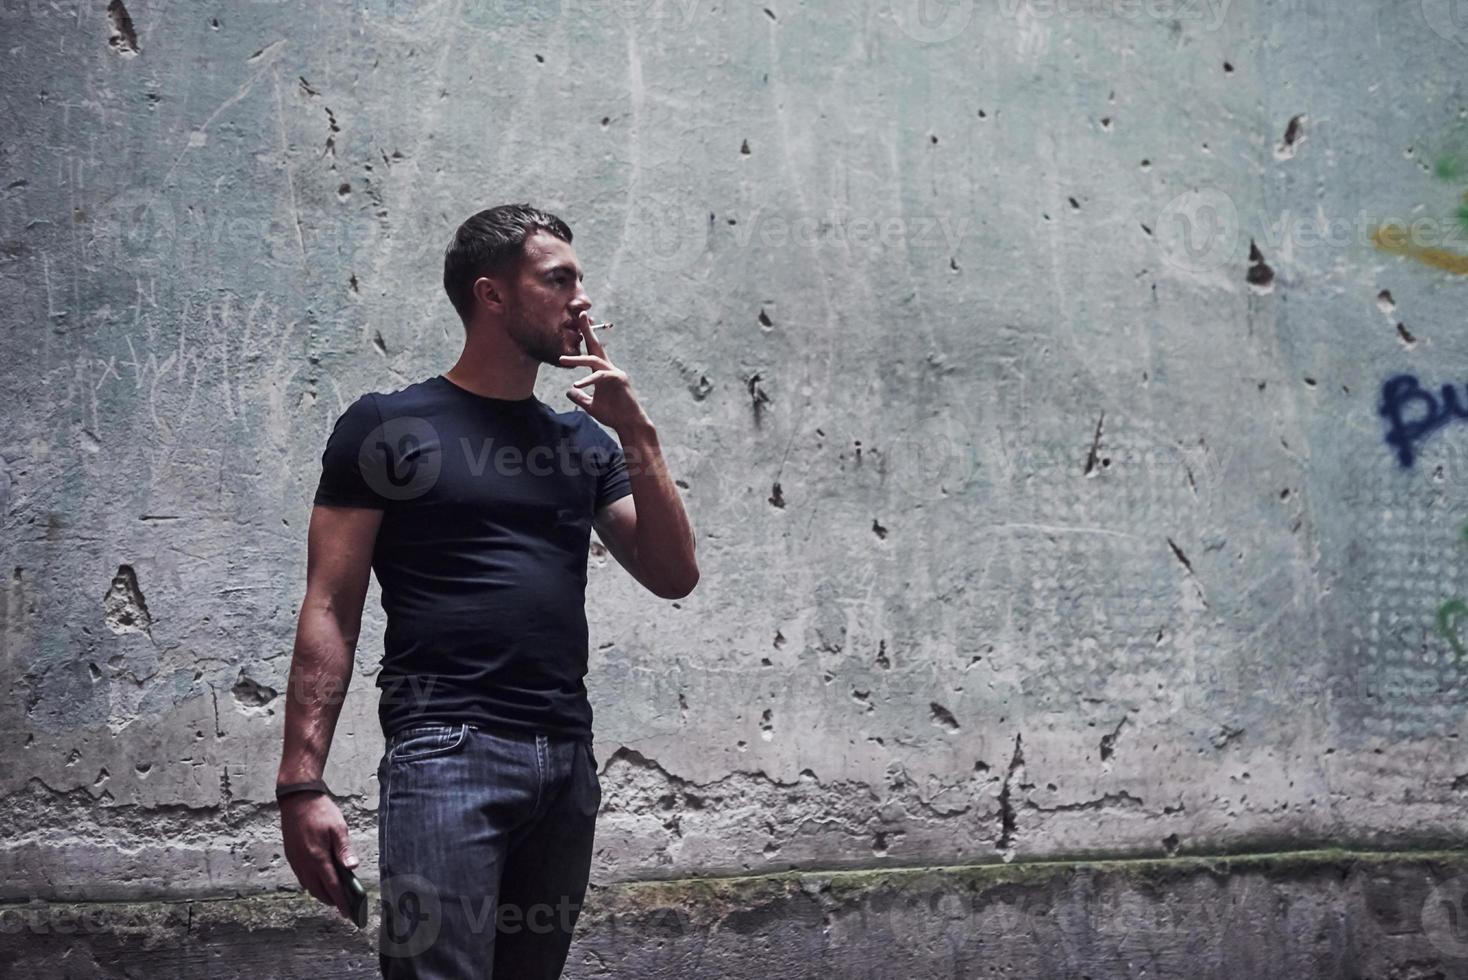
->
[506,308,564,368]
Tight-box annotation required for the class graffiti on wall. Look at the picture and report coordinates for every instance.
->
[1371,131,1468,275]
[1379,374,1468,468]
[1438,522,1468,665]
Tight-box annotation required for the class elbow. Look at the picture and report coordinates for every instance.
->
[653,566,700,601]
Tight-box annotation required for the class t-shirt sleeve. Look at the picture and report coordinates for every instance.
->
[313,393,388,509]
[583,418,633,512]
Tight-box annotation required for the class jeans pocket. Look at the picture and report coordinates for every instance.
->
[586,742,602,811]
[390,723,469,763]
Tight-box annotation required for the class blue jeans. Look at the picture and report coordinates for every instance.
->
[376,722,601,979]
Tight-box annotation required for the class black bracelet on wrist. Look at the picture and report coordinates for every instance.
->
[275,779,331,801]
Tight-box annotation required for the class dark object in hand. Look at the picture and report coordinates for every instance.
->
[333,851,368,928]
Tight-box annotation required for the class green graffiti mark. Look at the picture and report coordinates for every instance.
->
[1436,523,1468,666]
[1439,600,1468,665]
[1376,127,1468,272]
[1374,132,1468,274]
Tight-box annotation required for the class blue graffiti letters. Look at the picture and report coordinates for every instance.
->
[1380,374,1468,468]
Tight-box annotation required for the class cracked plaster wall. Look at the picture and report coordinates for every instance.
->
[2,0,1467,909]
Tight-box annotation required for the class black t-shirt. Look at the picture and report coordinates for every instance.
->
[312,373,632,741]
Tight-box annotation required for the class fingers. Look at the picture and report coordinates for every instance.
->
[281,799,356,919]
[323,823,356,917]
[332,823,360,871]
[319,861,351,919]
[297,855,349,917]
[578,311,608,358]
[301,869,334,908]
[572,370,612,389]
[559,353,609,369]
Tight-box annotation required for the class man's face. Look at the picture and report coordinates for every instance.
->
[500,229,592,367]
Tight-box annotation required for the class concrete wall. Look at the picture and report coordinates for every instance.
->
[3,0,1468,974]
[5,851,1468,978]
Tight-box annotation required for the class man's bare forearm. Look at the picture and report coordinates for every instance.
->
[617,419,699,598]
[277,604,358,784]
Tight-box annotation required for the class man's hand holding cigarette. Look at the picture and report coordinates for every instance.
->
[560,310,648,434]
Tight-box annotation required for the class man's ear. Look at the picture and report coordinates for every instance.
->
[473,275,510,316]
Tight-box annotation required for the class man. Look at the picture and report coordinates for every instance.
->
[276,204,699,979]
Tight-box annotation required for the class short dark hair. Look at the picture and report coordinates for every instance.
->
[442,204,573,322]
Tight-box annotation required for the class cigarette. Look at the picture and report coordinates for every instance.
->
[589,321,614,331]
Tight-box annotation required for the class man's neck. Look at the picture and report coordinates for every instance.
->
[444,324,539,400]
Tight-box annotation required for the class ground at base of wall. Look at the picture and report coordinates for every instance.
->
[3,849,1466,979]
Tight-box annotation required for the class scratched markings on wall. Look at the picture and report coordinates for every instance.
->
[1000,416,1280,716]
[1008,432,1200,703]
[6,0,1468,947]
